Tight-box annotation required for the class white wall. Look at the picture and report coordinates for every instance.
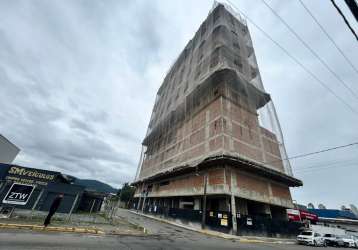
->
[0,135,20,164]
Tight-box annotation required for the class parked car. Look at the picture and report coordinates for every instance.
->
[323,234,345,247]
[297,230,326,246]
[342,235,358,248]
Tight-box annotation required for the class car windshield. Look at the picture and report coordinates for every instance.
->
[301,231,312,236]
[324,234,333,237]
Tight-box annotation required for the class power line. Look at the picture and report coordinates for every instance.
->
[267,141,358,165]
[226,0,358,116]
[259,0,358,101]
[293,158,358,172]
[292,157,358,171]
[330,0,358,41]
[295,163,357,175]
[297,0,358,76]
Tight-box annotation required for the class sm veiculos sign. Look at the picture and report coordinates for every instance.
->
[5,166,59,186]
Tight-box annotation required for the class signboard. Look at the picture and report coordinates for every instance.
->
[286,208,318,222]
[220,219,228,226]
[5,166,58,186]
[2,183,35,205]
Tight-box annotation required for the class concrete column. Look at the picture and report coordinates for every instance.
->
[201,173,208,229]
[230,170,237,235]
[141,195,147,213]
[231,195,237,235]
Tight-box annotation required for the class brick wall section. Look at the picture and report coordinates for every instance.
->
[208,168,225,185]
[271,182,292,200]
[158,175,204,192]
[233,140,263,162]
[236,171,269,196]
[139,94,286,179]
[139,98,224,179]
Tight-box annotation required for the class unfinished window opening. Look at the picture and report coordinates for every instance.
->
[159,181,170,186]
[214,88,219,96]
[198,40,205,61]
[201,22,207,38]
[210,53,219,68]
[213,7,220,23]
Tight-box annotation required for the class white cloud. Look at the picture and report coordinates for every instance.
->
[0,0,357,208]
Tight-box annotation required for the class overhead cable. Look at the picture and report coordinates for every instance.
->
[297,0,358,76]
[226,0,358,116]
[330,0,358,41]
[260,0,358,101]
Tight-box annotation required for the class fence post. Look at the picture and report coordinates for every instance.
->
[67,193,79,222]
[31,187,44,219]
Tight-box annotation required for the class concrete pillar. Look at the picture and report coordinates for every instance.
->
[231,194,237,235]
[194,198,200,210]
[230,170,237,235]
[141,195,147,213]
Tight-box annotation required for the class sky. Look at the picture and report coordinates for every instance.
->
[0,0,357,209]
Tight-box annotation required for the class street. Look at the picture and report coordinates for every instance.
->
[0,229,340,250]
[0,210,339,250]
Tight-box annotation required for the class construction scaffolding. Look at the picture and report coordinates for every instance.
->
[135,3,293,182]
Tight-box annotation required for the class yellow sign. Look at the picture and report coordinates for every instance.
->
[220,219,228,226]
[8,166,55,181]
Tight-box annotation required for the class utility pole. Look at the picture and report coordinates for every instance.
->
[201,173,208,229]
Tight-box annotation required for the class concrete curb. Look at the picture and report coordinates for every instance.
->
[129,210,296,245]
[0,223,105,234]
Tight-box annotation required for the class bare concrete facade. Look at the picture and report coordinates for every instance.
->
[133,3,302,236]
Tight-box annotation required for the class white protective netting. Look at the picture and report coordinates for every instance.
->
[135,2,293,181]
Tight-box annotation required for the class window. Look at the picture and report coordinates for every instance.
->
[231,30,238,37]
[301,231,313,236]
[201,22,207,38]
[213,8,220,23]
[198,40,205,61]
[234,57,243,73]
[195,64,201,80]
[210,52,219,68]
[194,69,201,80]
[230,15,235,26]
[159,181,170,186]
[233,42,240,50]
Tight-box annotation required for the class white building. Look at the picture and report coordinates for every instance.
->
[0,134,20,164]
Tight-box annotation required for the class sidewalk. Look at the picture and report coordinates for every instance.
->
[128,210,296,244]
[0,211,146,236]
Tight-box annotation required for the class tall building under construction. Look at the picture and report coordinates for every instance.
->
[133,3,302,235]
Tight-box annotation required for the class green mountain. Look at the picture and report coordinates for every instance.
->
[74,179,117,194]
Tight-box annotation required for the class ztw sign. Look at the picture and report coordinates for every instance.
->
[2,183,35,205]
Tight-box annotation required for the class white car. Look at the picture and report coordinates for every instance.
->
[342,235,358,248]
[297,230,326,246]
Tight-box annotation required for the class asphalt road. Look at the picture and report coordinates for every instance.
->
[0,209,338,249]
[0,229,338,250]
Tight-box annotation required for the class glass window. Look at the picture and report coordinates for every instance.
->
[301,231,312,236]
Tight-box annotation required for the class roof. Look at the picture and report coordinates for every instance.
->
[308,209,358,220]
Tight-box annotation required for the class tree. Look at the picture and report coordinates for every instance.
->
[119,183,135,204]
[307,203,315,209]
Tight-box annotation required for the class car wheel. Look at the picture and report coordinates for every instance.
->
[314,240,317,247]
[323,240,327,247]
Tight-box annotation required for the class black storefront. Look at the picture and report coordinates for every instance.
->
[0,163,104,214]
